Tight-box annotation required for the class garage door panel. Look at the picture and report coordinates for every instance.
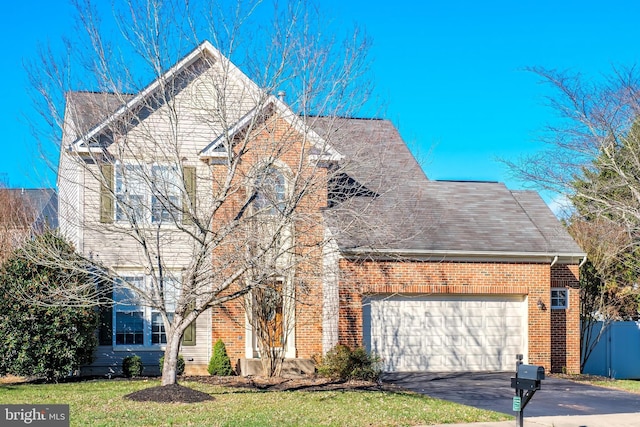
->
[424,314,443,327]
[466,316,483,327]
[486,316,505,328]
[364,295,526,372]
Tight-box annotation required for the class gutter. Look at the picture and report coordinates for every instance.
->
[340,248,587,264]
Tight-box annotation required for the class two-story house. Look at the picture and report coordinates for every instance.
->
[58,41,585,376]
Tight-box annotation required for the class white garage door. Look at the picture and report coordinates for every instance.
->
[363,295,526,372]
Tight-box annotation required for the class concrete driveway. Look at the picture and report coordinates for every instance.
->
[382,371,640,417]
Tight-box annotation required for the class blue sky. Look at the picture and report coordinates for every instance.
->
[3,1,640,205]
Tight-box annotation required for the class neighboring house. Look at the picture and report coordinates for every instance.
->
[0,188,57,262]
[58,41,585,376]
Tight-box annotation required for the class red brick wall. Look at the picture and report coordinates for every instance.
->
[337,259,580,373]
[205,115,581,373]
[550,264,580,373]
[211,296,246,365]
[209,114,325,363]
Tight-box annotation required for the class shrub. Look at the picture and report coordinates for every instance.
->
[159,354,185,375]
[316,344,381,381]
[208,339,233,376]
[0,231,99,382]
[122,355,143,378]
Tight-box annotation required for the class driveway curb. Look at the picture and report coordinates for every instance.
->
[424,412,640,427]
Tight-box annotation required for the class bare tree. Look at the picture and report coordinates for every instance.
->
[23,0,417,385]
[0,188,37,264]
[506,66,640,368]
[568,218,640,369]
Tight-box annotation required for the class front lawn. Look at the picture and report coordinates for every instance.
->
[554,373,640,394]
[0,378,511,426]
[584,378,640,394]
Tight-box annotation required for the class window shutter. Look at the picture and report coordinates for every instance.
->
[98,281,113,346]
[100,164,114,223]
[183,316,196,346]
[182,166,196,225]
[98,305,113,346]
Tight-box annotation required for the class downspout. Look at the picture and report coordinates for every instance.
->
[579,255,588,267]
[550,255,558,267]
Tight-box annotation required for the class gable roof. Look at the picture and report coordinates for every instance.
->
[318,118,585,262]
[67,41,257,153]
[65,40,342,163]
[199,98,343,164]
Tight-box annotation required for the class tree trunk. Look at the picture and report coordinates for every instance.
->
[161,329,182,386]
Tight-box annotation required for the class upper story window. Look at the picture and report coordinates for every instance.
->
[253,167,286,216]
[114,163,181,224]
[551,288,568,309]
[100,163,196,226]
[151,165,181,223]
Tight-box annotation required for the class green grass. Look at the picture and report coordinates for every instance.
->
[585,379,640,394]
[0,379,512,426]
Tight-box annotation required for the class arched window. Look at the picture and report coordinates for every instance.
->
[253,167,286,215]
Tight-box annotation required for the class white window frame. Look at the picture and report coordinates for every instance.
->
[253,166,286,216]
[551,288,568,309]
[114,162,182,224]
[113,275,179,350]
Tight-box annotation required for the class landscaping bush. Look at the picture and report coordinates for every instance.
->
[208,339,234,376]
[159,354,185,375]
[122,355,143,378]
[316,344,381,381]
[0,231,99,381]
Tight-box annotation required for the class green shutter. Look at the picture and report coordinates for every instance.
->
[183,317,196,346]
[182,166,196,225]
[100,164,114,223]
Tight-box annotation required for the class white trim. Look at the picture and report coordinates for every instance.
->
[112,273,179,350]
[199,97,343,164]
[71,41,257,152]
[550,287,569,310]
[341,248,586,264]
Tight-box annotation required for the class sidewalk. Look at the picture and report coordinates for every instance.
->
[426,412,640,427]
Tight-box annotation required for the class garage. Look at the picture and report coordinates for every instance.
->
[362,295,527,372]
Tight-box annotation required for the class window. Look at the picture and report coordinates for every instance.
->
[114,163,182,224]
[115,164,146,223]
[551,288,568,309]
[151,165,181,223]
[113,275,179,347]
[114,276,145,345]
[253,167,285,215]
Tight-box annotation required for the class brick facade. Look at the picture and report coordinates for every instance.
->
[336,259,581,373]
[550,264,581,373]
[210,114,325,365]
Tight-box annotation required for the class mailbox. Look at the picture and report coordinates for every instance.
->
[517,364,545,381]
[511,364,544,391]
[511,357,544,427]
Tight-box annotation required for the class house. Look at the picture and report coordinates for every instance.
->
[0,188,57,262]
[58,41,585,376]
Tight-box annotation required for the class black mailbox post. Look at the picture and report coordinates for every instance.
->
[511,355,544,427]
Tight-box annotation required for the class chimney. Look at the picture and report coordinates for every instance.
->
[277,91,286,102]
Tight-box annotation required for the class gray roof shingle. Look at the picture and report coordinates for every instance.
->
[315,117,584,258]
[64,93,584,258]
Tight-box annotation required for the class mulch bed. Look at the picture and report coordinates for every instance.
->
[124,375,400,403]
[125,383,214,403]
